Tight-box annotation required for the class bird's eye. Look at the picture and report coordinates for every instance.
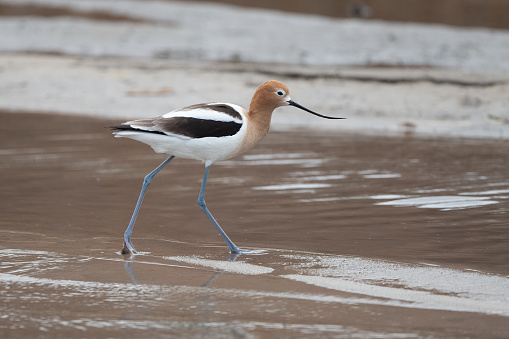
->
[276,90,285,97]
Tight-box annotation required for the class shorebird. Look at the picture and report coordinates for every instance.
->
[109,80,343,254]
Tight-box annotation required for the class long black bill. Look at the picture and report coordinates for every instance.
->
[288,100,345,119]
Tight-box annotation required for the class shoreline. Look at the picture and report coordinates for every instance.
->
[1,53,508,139]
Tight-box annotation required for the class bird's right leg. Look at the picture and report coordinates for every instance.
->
[197,164,248,254]
[122,155,175,255]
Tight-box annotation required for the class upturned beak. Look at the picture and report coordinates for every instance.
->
[287,100,345,119]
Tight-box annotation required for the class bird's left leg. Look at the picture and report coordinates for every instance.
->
[197,164,247,253]
[122,155,175,255]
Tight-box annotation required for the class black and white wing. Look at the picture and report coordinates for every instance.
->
[110,103,245,139]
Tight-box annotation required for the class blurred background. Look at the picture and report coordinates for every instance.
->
[1,0,508,139]
[192,0,509,29]
[3,0,509,28]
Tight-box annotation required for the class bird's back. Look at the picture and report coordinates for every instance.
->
[109,102,250,163]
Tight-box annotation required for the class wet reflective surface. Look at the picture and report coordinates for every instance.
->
[1,111,508,337]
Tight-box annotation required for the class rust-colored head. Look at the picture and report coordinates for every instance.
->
[249,80,292,114]
[248,80,345,120]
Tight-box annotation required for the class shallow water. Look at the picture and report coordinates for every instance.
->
[1,112,508,338]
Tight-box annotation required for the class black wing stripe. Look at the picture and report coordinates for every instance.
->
[160,117,242,138]
[110,117,242,139]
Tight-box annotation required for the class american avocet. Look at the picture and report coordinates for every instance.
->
[109,80,343,254]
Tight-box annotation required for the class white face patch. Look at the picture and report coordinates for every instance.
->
[275,89,286,97]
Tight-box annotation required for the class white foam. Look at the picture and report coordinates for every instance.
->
[2,247,509,317]
[164,256,274,275]
[5,270,500,318]
[280,253,509,315]
[281,254,509,301]
[420,200,498,210]
[253,183,331,191]
[363,173,401,179]
[0,249,55,256]
[370,194,409,200]
[376,195,498,210]
[283,274,509,316]
[0,272,152,291]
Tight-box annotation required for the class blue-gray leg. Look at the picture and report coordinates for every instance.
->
[122,155,175,255]
[198,165,246,253]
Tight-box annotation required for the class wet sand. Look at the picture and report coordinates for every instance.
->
[1,111,508,337]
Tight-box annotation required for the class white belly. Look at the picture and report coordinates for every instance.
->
[114,125,248,163]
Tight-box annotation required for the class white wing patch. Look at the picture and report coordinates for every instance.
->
[162,103,245,124]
